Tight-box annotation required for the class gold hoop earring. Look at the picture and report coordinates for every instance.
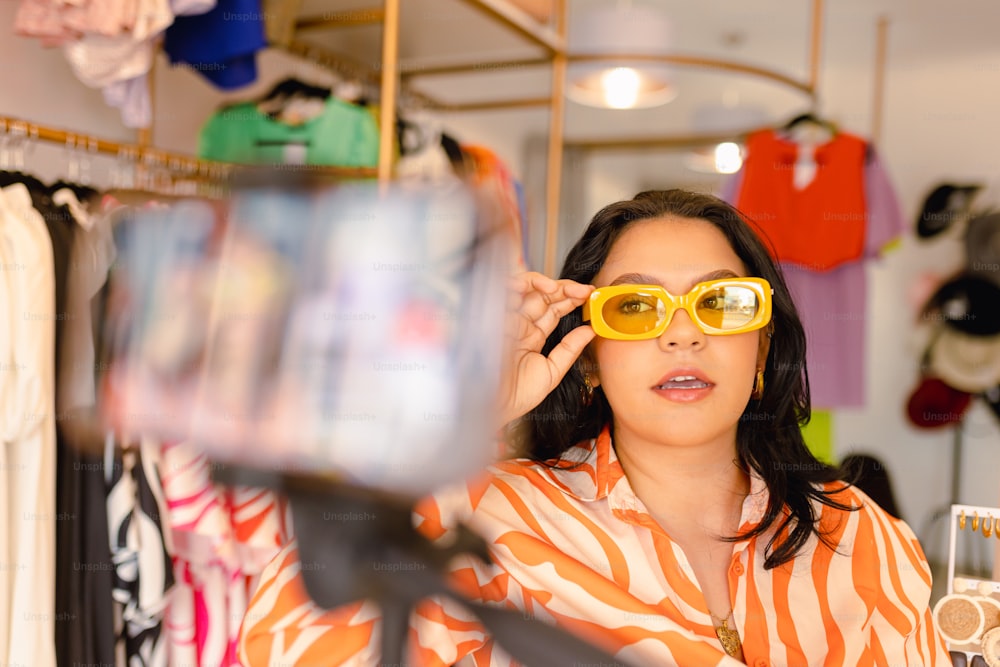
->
[751,369,765,400]
[582,374,595,406]
[972,512,980,532]
[984,516,994,539]
[960,510,967,530]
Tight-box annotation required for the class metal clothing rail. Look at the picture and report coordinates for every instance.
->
[0,114,379,182]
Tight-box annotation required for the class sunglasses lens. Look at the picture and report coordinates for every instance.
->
[695,285,760,330]
[601,291,667,335]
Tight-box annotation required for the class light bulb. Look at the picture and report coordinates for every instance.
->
[600,67,641,109]
[714,142,743,174]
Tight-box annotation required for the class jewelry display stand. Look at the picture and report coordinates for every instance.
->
[939,503,1000,666]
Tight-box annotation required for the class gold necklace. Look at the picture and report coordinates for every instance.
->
[710,610,742,658]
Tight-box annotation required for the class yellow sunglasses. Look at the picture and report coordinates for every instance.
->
[582,277,773,339]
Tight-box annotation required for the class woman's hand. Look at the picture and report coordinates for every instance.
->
[497,272,596,427]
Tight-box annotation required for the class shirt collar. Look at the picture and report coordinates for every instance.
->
[539,424,624,502]
[541,424,771,529]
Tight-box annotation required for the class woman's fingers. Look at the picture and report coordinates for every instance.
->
[511,275,593,330]
[544,325,597,381]
[528,295,586,337]
[497,324,596,425]
[497,274,599,425]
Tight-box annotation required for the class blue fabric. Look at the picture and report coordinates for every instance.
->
[163,0,267,90]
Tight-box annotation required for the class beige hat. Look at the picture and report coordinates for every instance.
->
[928,329,1000,393]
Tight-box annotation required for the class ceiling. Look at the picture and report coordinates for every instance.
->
[287,0,1000,125]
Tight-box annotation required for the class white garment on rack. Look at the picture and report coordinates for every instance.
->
[64,35,156,89]
[62,0,173,128]
[0,183,57,667]
[0,186,15,662]
[103,73,153,129]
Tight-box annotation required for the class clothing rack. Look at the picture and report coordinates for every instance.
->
[0,114,379,185]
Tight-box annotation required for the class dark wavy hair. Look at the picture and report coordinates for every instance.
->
[510,189,855,569]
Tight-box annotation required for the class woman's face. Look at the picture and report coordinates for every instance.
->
[590,216,770,451]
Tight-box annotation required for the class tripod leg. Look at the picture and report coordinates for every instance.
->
[379,600,410,667]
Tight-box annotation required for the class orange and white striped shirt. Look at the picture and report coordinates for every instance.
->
[238,427,950,666]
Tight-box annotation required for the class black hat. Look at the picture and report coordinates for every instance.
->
[921,273,1000,336]
[916,183,982,238]
[964,211,1000,276]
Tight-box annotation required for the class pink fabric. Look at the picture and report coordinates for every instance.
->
[159,440,292,666]
[13,0,77,44]
[14,0,135,42]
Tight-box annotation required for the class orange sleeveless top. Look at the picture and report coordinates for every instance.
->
[736,129,869,271]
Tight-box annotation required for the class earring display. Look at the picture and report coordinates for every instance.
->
[945,504,1000,663]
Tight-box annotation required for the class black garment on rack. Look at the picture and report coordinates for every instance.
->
[440,133,468,176]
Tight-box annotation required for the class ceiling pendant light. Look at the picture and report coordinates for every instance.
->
[600,67,641,109]
[567,4,676,110]
[683,102,770,174]
[713,142,743,174]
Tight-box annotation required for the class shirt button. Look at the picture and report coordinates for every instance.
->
[732,561,744,576]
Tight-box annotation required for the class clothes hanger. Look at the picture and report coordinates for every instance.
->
[257,77,332,119]
[259,77,331,101]
[781,110,838,137]
[49,180,99,201]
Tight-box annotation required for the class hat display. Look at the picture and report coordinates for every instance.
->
[964,211,1000,275]
[916,183,982,238]
[921,273,1000,337]
[927,329,1000,393]
[906,376,973,429]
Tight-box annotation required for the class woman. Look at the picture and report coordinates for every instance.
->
[239,190,949,666]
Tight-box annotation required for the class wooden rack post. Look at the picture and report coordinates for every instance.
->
[808,0,824,94]
[872,16,889,145]
[543,0,567,276]
[378,0,401,187]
